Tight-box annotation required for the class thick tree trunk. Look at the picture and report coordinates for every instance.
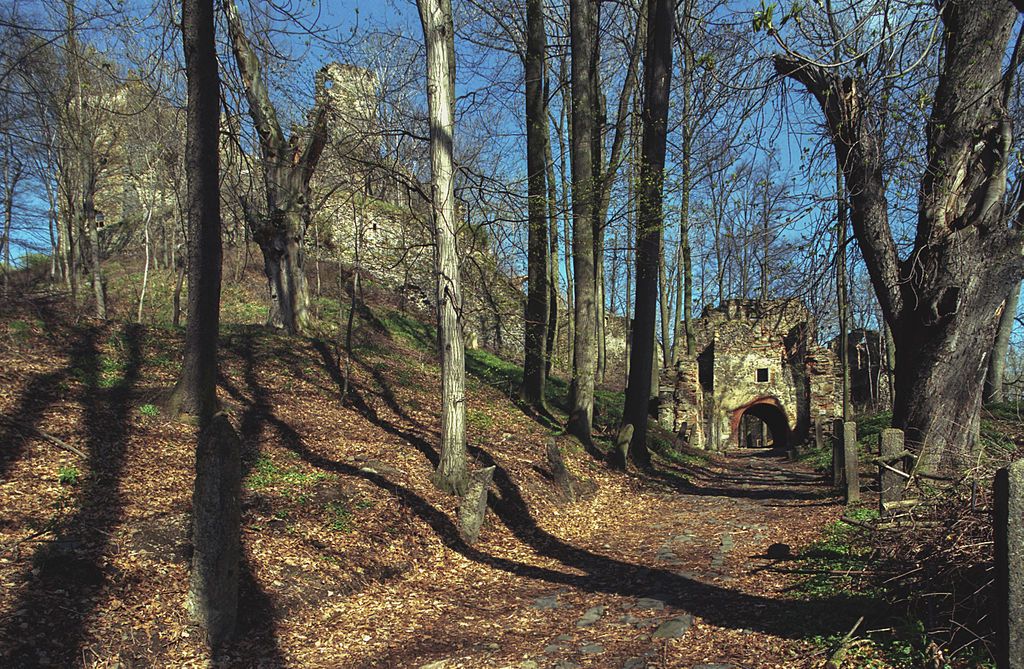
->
[418,0,469,495]
[521,0,550,409]
[256,217,311,333]
[176,0,239,650]
[621,0,673,469]
[985,281,1020,404]
[567,0,599,445]
[775,0,1022,474]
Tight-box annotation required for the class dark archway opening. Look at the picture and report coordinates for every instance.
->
[736,401,790,451]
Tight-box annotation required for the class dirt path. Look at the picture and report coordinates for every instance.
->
[0,318,853,669]
[326,450,848,669]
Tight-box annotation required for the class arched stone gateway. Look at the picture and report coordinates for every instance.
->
[665,299,841,451]
[730,397,791,451]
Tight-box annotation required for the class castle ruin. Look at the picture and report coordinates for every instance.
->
[668,298,841,452]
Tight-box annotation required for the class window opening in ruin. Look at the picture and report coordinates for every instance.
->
[756,367,769,383]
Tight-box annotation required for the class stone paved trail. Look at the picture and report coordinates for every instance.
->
[404,449,848,669]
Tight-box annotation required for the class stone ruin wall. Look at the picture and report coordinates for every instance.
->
[668,299,842,451]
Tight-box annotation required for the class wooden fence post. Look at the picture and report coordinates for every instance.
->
[843,421,859,504]
[995,459,1024,669]
[878,428,905,517]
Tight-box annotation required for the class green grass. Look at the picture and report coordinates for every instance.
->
[139,403,159,417]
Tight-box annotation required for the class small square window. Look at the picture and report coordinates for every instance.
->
[756,368,769,383]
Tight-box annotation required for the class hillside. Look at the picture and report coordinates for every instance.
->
[0,262,1014,668]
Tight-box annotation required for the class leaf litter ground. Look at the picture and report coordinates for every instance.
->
[0,295,858,668]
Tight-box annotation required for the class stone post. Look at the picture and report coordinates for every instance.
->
[878,428,904,517]
[831,418,845,489]
[814,414,824,452]
[843,421,859,504]
[995,459,1024,669]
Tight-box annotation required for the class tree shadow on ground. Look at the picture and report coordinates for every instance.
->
[0,324,141,665]
[228,337,870,644]
[646,453,836,502]
[209,333,291,666]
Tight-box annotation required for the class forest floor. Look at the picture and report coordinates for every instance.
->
[0,281,934,668]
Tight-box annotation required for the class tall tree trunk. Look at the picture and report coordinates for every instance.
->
[621,0,673,469]
[544,118,560,377]
[521,0,550,409]
[674,17,695,364]
[985,281,1020,405]
[176,0,240,649]
[836,169,851,420]
[658,234,671,368]
[567,0,599,445]
[418,0,469,495]
[776,0,1020,473]
[85,181,106,320]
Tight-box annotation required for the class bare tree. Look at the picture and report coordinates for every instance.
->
[418,0,469,495]
[568,0,599,446]
[775,0,1022,472]
[174,0,240,649]
[521,0,550,410]
[223,0,330,335]
[621,0,673,468]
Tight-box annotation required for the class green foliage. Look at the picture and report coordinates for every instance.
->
[793,509,878,599]
[139,403,159,417]
[7,319,32,345]
[246,456,330,491]
[797,441,832,474]
[18,252,50,270]
[326,500,353,532]
[856,411,892,448]
[382,311,435,352]
[752,2,775,32]
[58,465,81,486]
[466,408,494,431]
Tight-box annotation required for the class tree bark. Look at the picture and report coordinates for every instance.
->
[775,0,1022,473]
[836,169,851,420]
[224,0,328,335]
[176,0,240,649]
[418,0,469,495]
[621,0,673,469]
[521,0,550,409]
[985,281,1020,405]
[567,0,599,446]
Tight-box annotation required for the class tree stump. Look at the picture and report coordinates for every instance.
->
[546,439,577,502]
[831,418,845,488]
[878,428,905,517]
[458,466,496,545]
[843,421,860,504]
[995,459,1024,669]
